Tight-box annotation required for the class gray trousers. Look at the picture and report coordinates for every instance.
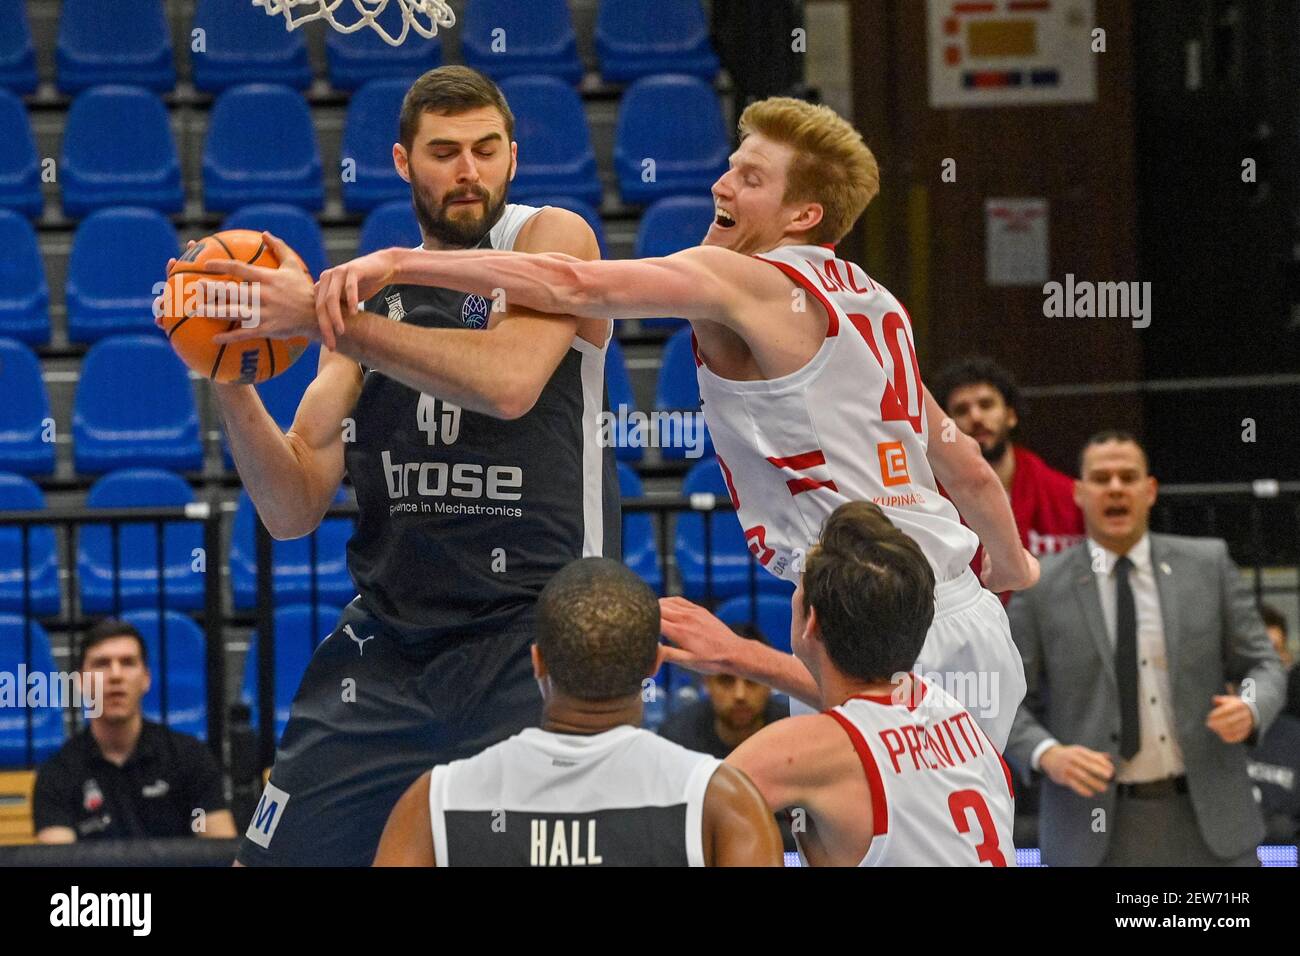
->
[1100,791,1259,867]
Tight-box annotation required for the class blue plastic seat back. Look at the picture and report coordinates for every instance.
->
[462,0,583,83]
[340,79,410,213]
[0,0,39,95]
[121,609,208,739]
[0,616,67,766]
[358,200,421,255]
[191,0,312,92]
[654,326,712,460]
[617,462,661,593]
[615,75,729,204]
[0,338,54,475]
[203,84,323,212]
[595,0,719,83]
[0,210,51,345]
[498,75,601,206]
[0,473,59,615]
[0,88,43,217]
[66,207,179,343]
[56,0,176,93]
[72,335,202,474]
[61,85,183,217]
[243,603,342,741]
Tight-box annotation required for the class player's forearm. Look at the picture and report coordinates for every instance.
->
[730,641,821,710]
[213,385,330,539]
[392,247,597,318]
[335,311,537,419]
[944,459,1026,572]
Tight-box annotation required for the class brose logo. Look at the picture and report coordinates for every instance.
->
[382,451,522,501]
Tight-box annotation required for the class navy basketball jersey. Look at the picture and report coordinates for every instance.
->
[344,204,620,642]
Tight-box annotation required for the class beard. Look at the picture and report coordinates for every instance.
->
[979,437,1009,463]
[410,175,509,249]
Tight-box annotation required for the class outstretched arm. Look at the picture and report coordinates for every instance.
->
[314,243,789,341]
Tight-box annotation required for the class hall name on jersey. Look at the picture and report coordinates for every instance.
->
[879,711,987,776]
[530,817,602,866]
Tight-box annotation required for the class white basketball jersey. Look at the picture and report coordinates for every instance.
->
[695,243,979,584]
[428,725,720,866]
[810,676,1016,867]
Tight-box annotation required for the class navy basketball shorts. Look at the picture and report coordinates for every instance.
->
[235,599,542,866]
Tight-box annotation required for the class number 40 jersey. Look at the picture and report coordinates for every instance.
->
[694,243,979,585]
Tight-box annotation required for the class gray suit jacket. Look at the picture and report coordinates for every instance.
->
[1005,533,1285,866]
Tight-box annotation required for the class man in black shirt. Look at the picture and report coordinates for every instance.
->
[33,620,234,843]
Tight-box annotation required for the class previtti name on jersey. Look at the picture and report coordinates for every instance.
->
[530,817,602,866]
[879,711,987,775]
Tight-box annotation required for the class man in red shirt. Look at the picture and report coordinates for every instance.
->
[933,358,1085,586]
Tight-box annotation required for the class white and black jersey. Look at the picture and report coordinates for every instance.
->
[428,725,721,866]
[345,204,620,644]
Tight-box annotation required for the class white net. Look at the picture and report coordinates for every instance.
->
[252,0,456,47]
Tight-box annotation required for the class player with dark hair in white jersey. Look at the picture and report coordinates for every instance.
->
[373,558,783,866]
[313,96,1035,749]
[727,501,1016,866]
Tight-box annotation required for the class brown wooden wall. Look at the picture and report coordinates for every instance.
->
[842,0,1143,475]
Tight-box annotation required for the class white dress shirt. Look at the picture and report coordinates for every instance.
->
[1030,533,1186,782]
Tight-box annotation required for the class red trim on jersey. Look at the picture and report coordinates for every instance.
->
[716,455,741,510]
[826,710,888,836]
[752,255,840,337]
[765,449,827,470]
[688,330,704,368]
[971,720,1016,801]
[783,476,840,496]
[848,674,929,711]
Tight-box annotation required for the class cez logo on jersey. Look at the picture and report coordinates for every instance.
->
[244,782,291,849]
[461,294,490,329]
[878,441,910,487]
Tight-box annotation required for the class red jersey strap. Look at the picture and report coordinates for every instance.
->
[752,254,840,337]
[825,710,888,836]
[847,674,929,711]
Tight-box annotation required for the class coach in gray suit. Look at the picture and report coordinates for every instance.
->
[1005,431,1284,866]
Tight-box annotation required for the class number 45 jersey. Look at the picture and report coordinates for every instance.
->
[346,204,620,644]
[694,243,979,584]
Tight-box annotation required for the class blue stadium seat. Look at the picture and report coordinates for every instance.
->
[61,86,183,217]
[340,79,409,213]
[462,0,583,84]
[358,200,421,255]
[528,195,607,256]
[229,487,356,610]
[0,89,41,217]
[604,336,642,463]
[635,195,713,329]
[190,0,312,93]
[242,604,341,742]
[221,341,320,468]
[222,204,328,278]
[0,339,54,475]
[0,0,38,95]
[595,0,720,83]
[0,474,60,616]
[615,75,729,205]
[203,84,323,213]
[715,591,796,656]
[618,462,662,593]
[0,616,65,766]
[121,609,208,740]
[66,208,178,344]
[654,325,712,460]
[498,76,601,207]
[0,210,50,345]
[325,3,441,90]
[78,468,205,613]
[674,457,788,600]
[56,0,175,93]
[73,335,202,474]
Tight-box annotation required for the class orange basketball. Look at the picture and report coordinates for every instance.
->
[159,229,311,384]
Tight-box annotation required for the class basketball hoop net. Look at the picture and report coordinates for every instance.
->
[252,0,455,47]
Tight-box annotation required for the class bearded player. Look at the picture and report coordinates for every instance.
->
[303,97,1035,748]
[182,66,618,866]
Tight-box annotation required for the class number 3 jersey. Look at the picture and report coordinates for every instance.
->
[815,676,1016,867]
[694,243,979,584]
[345,204,620,643]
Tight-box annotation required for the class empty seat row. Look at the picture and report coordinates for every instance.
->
[0,75,727,218]
[0,0,718,96]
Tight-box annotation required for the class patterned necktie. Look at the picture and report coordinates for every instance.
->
[1114,555,1140,760]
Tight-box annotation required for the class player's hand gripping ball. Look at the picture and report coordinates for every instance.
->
[158,229,310,384]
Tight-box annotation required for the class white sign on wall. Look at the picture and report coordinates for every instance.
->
[928,0,1097,108]
[986,198,1049,287]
